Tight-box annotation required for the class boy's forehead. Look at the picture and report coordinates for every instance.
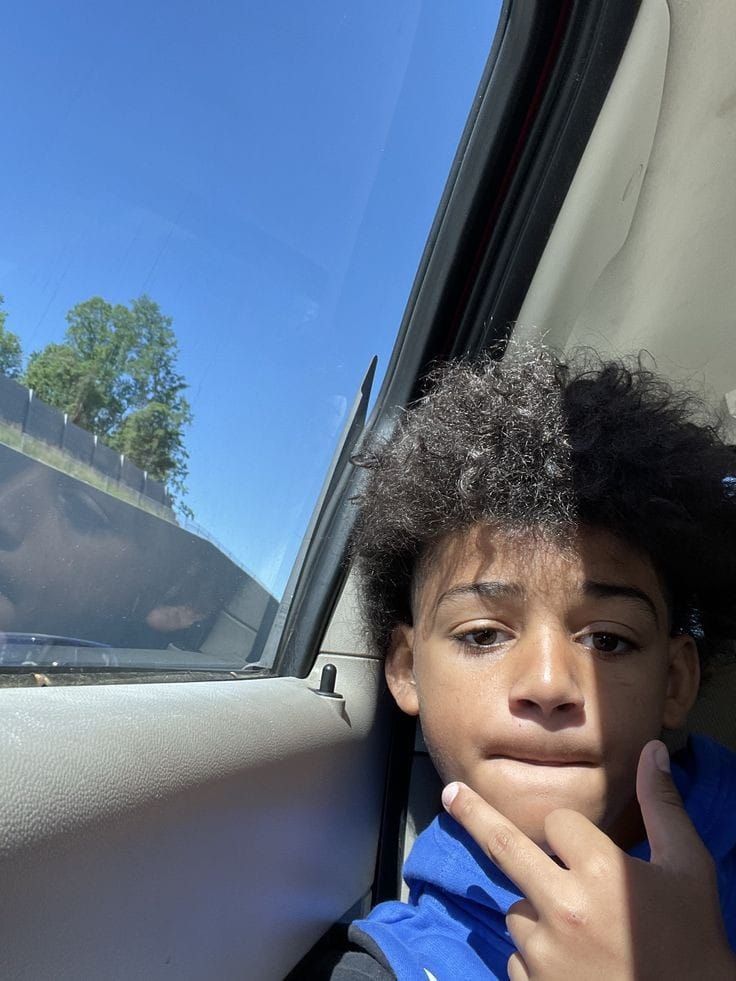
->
[412,523,666,617]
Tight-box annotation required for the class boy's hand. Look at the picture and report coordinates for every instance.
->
[441,740,735,980]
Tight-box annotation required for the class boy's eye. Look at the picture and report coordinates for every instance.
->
[453,627,512,650]
[580,631,635,656]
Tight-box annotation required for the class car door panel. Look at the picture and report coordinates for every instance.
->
[0,652,388,980]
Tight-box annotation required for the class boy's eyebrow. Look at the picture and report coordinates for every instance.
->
[435,580,525,612]
[433,579,660,624]
[583,580,659,625]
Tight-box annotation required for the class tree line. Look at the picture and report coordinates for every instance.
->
[0,293,192,515]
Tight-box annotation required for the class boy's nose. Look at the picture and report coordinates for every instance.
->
[507,632,585,721]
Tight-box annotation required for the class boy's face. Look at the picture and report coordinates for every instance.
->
[386,525,700,852]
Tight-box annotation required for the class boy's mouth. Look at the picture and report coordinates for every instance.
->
[488,754,597,767]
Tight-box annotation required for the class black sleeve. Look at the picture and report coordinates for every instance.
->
[318,947,395,980]
[285,926,395,980]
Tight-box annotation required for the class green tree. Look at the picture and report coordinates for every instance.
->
[0,295,23,379]
[23,295,193,512]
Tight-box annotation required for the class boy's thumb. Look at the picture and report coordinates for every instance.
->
[636,740,709,871]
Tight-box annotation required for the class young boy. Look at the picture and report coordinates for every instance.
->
[327,350,736,979]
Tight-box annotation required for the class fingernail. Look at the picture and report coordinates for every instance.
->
[442,782,460,809]
[654,742,670,773]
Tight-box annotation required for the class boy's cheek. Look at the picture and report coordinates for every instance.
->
[417,714,460,783]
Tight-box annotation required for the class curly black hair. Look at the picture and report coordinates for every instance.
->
[351,348,736,675]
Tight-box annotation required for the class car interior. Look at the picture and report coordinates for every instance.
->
[1,0,735,977]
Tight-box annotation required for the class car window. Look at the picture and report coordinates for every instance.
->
[0,1,502,677]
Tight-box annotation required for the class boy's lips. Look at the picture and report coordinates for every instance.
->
[486,749,599,766]
[491,756,595,766]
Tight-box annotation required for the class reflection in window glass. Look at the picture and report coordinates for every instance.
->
[0,1,501,672]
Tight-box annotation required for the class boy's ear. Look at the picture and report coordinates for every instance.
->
[662,633,700,730]
[385,624,420,717]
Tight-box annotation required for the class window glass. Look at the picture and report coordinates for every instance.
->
[0,0,501,674]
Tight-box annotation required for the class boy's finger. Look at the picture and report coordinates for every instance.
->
[636,740,710,871]
[442,781,560,907]
[505,897,537,949]
[507,951,531,981]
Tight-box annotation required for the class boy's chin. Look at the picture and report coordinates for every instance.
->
[480,789,608,855]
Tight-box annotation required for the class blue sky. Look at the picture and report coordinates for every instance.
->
[0,0,501,596]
